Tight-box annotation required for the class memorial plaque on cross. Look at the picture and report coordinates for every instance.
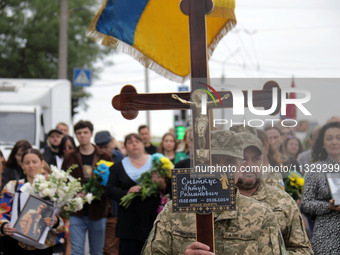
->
[111,0,282,252]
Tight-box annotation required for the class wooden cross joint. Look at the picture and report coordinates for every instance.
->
[180,0,214,16]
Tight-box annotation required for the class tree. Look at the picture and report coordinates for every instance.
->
[0,0,114,116]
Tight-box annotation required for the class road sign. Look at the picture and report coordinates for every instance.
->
[178,85,189,92]
[73,68,91,87]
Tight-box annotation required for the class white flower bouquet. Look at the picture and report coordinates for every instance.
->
[23,165,93,213]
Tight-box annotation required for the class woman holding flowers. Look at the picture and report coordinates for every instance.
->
[301,121,340,254]
[0,149,65,255]
[107,133,165,255]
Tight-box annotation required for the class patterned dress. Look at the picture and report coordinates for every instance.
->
[0,179,65,253]
[301,159,340,255]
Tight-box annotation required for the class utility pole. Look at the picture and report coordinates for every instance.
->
[58,0,68,79]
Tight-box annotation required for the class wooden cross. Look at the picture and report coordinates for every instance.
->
[112,81,281,120]
[112,0,281,252]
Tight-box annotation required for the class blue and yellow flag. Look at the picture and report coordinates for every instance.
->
[88,0,236,82]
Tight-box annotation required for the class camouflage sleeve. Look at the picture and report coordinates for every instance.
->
[263,172,284,190]
[142,203,174,255]
[283,201,314,255]
[257,210,283,255]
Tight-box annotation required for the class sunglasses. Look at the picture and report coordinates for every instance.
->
[63,146,75,150]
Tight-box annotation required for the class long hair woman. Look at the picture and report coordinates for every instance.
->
[265,125,300,174]
[159,132,178,163]
[285,136,303,160]
[174,127,191,164]
[257,129,284,188]
[1,140,32,190]
[301,121,340,254]
[56,135,76,169]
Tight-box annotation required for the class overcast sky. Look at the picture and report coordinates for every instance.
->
[74,0,340,141]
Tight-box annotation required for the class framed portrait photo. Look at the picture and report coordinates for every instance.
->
[13,195,54,242]
[326,172,340,206]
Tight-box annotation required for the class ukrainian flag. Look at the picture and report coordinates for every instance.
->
[88,0,236,82]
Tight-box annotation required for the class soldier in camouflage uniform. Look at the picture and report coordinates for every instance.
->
[237,131,313,254]
[230,125,284,189]
[142,130,283,255]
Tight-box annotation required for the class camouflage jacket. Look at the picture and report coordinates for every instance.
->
[263,171,284,189]
[251,181,313,255]
[142,191,283,255]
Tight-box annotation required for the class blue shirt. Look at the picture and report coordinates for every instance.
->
[121,155,152,183]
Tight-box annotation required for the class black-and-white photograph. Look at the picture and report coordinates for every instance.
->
[326,173,340,206]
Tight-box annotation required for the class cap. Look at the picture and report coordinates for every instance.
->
[48,129,63,137]
[95,131,112,145]
[239,132,263,154]
[211,130,243,159]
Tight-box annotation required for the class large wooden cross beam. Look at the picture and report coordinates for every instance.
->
[112,81,281,120]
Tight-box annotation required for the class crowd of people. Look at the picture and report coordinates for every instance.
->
[0,116,339,255]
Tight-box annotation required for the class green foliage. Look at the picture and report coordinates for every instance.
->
[284,172,304,201]
[83,174,105,199]
[0,0,114,115]
[83,160,112,200]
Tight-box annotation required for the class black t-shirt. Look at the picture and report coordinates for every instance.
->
[145,144,157,155]
[174,158,192,168]
[42,147,59,166]
[81,152,95,181]
[80,152,95,216]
